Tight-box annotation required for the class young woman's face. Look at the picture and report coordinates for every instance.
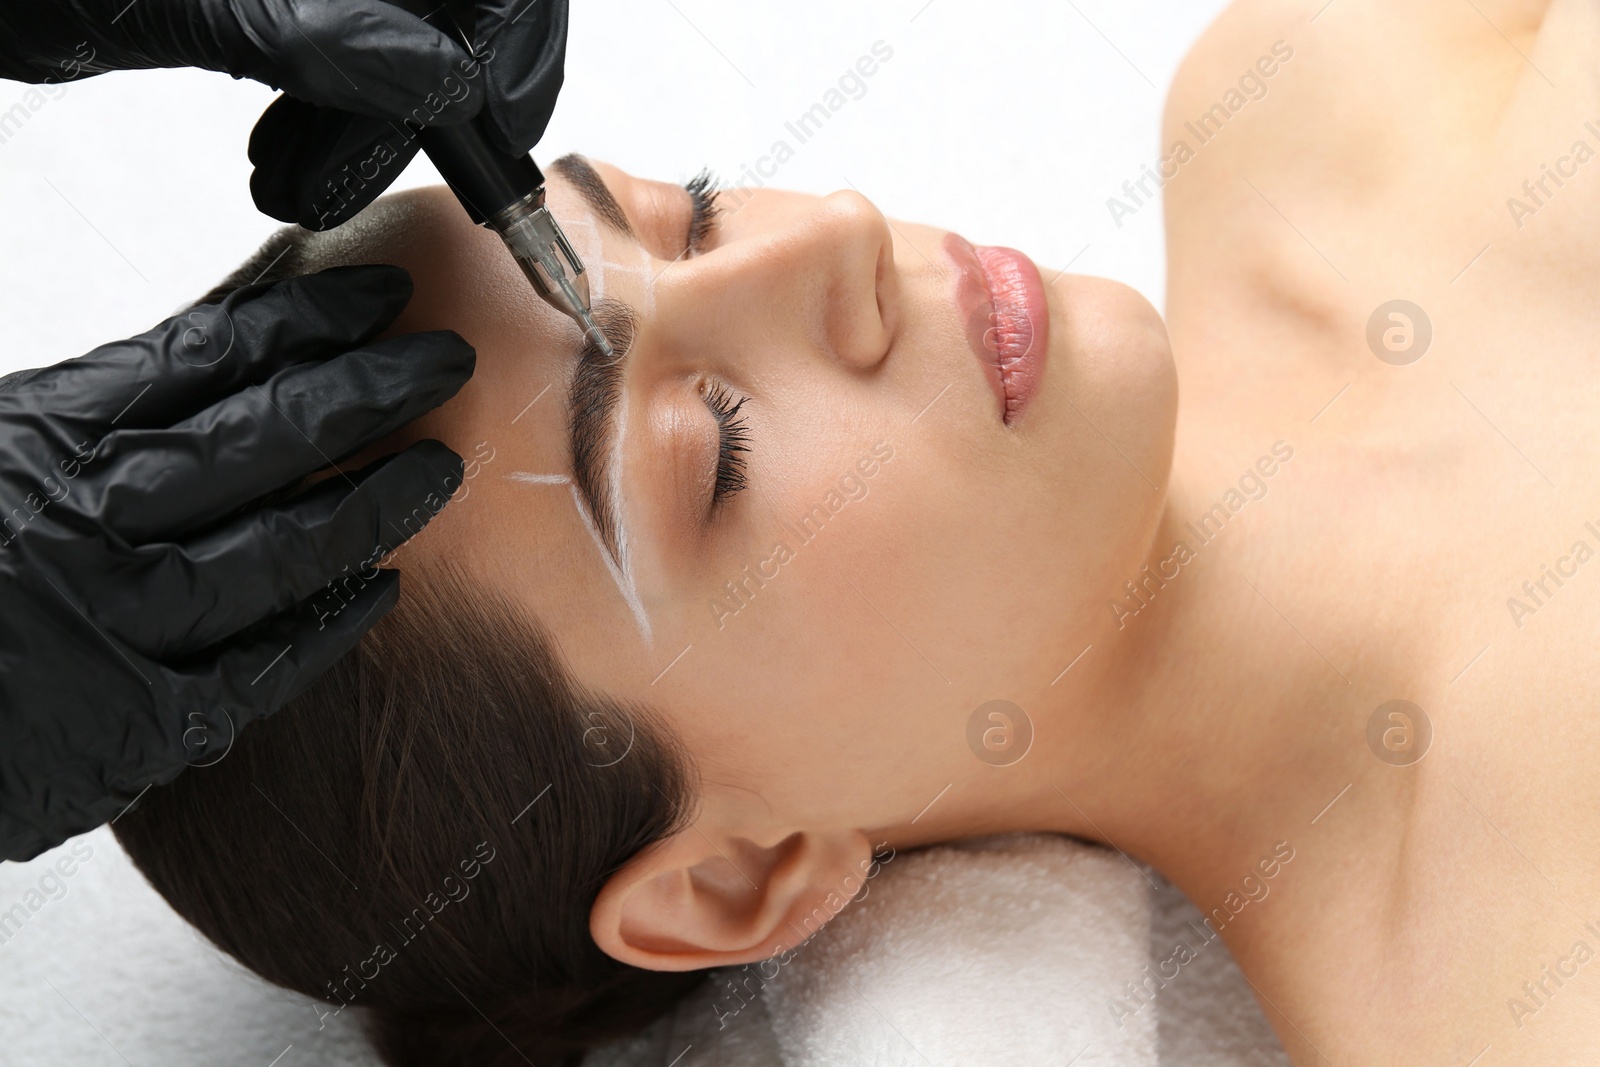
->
[365,156,1176,830]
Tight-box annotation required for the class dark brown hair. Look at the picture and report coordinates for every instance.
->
[113,229,705,1065]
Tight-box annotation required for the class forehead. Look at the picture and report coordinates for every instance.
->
[327,178,655,679]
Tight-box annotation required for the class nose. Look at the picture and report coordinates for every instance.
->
[658,190,899,372]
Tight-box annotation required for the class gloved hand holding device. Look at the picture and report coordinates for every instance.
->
[0,0,570,860]
[0,0,568,226]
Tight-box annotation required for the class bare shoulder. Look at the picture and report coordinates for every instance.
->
[1160,0,1566,190]
[1157,0,1600,336]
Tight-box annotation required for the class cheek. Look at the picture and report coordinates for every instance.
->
[673,427,947,717]
[671,499,959,811]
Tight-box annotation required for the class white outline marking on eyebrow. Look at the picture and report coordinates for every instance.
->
[503,471,653,645]
[633,242,656,317]
[608,384,651,643]
[563,214,605,304]
[567,483,653,645]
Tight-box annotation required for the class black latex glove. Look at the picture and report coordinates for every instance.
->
[0,0,568,229]
[249,0,569,229]
[0,265,474,862]
[0,0,491,120]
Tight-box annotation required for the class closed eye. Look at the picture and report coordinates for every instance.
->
[684,169,723,255]
[702,380,750,506]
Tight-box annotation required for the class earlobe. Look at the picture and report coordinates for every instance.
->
[590,823,874,972]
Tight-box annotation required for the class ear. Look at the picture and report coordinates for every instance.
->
[590,819,875,972]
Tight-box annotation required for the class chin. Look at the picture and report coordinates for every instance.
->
[1033,272,1178,605]
[1045,272,1175,458]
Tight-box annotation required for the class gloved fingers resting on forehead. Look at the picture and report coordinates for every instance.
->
[156,566,406,735]
[10,266,421,433]
[75,328,473,544]
[80,441,462,659]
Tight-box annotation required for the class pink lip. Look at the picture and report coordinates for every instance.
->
[945,232,1049,425]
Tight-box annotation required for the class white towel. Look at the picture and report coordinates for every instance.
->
[0,829,1287,1066]
[587,833,1289,1067]
[759,833,1156,1066]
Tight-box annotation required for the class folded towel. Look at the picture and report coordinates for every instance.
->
[1148,871,1291,1067]
[586,833,1289,1067]
[0,828,1287,1066]
[759,833,1156,1065]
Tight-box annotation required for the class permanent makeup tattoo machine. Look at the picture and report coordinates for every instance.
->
[388,0,613,357]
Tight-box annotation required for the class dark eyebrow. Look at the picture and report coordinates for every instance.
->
[549,153,635,239]
[568,301,636,570]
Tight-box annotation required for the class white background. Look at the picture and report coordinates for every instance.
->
[0,1,1231,1063]
[0,0,1228,373]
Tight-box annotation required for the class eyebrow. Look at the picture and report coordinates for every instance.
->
[549,153,635,238]
[545,155,636,570]
[567,303,635,570]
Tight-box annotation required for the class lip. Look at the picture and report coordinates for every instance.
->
[944,233,1050,425]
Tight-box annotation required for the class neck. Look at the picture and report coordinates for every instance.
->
[1002,449,1400,911]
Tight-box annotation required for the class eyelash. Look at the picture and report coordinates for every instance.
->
[702,381,751,504]
[684,168,723,254]
[684,169,745,505]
